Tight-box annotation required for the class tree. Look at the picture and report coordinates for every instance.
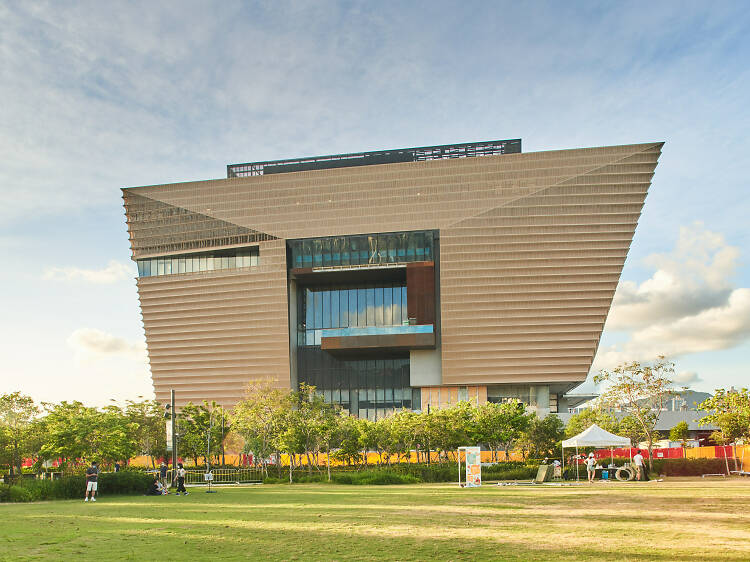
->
[0,392,40,475]
[594,356,677,469]
[330,413,363,467]
[124,399,166,468]
[314,397,341,481]
[522,414,565,459]
[389,410,418,464]
[357,418,379,467]
[232,381,291,477]
[697,388,750,444]
[177,401,231,467]
[669,421,690,458]
[698,388,750,472]
[291,384,336,474]
[564,407,619,438]
[618,415,649,448]
[273,404,305,483]
[475,401,531,461]
[429,402,476,461]
[39,401,139,467]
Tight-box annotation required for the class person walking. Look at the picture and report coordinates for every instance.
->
[159,461,169,490]
[586,453,597,483]
[633,450,645,481]
[84,461,99,502]
[175,463,188,495]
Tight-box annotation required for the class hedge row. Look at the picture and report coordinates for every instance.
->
[262,462,540,485]
[264,470,422,485]
[0,470,154,502]
[651,458,729,476]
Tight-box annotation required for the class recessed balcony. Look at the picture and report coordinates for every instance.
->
[321,324,435,353]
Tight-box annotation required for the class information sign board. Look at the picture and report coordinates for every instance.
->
[464,446,481,487]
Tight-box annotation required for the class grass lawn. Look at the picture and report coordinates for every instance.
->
[2,479,750,561]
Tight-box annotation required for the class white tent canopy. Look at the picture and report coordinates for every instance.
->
[562,424,631,448]
[562,424,631,482]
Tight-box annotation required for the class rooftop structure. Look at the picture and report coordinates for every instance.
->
[227,139,521,177]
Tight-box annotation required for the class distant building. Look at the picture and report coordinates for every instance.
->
[122,139,663,414]
[557,410,718,445]
[665,390,712,411]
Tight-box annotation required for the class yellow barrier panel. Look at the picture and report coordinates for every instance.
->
[738,445,749,472]
[685,446,716,459]
[127,446,746,471]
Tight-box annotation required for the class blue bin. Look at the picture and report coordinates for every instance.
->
[601,470,609,480]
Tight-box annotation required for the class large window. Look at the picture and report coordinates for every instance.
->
[487,385,539,407]
[299,284,407,346]
[289,230,435,269]
[136,246,259,277]
[297,349,419,420]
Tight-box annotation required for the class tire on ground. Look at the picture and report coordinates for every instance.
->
[615,467,634,481]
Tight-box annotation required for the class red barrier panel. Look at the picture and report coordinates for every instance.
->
[651,447,684,459]
[593,447,640,460]
[714,445,733,458]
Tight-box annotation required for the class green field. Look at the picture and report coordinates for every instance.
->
[2,479,750,561]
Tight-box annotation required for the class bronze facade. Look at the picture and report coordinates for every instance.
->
[123,141,662,409]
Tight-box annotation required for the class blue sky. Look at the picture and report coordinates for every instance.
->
[1,1,748,406]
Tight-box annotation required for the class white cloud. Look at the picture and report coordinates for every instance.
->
[607,222,739,330]
[67,328,147,362]
[674,371,702,385]
[593,224,750,372]
[43,260,134,284]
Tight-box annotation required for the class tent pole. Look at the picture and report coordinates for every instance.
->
[575,443,579,482]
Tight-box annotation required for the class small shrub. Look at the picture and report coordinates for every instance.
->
[9,486,33,502]
[331,473,353,485]
[395,463,455,483]
[1,469,156,502]
[356,471,419,485]
[262,476,287,484]
[98,470,154,495]
[483,464,539,481]
[295,474,327,484]
[0,484,11,502]
[53,475,87,499]
[484,467,538,481]
[20,480,55,501]
[651,458,728,476]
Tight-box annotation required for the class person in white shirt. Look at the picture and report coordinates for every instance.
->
[633,451,645,481]
[175,463,188,495]
[586,453,597,482]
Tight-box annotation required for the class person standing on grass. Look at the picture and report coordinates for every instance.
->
[159,461,169,489]
[84,461,99,502]
[633,450,645,481]
[586,453,597,483]
[175,463,188,495]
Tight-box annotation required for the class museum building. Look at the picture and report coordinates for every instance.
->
[122,139,663,416]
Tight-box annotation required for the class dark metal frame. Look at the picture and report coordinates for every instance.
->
[227,139,521,178]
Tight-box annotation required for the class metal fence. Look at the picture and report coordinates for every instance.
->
[151,468,264,485]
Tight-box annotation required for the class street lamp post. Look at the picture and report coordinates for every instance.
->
[206,406,217,493]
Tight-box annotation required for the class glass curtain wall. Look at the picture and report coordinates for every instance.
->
[290,230,434,269]
[299,284,408,345]
[136,246,259,277]
[297,282,418,418]
[297,348,419,420]
[486,385,538,406]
